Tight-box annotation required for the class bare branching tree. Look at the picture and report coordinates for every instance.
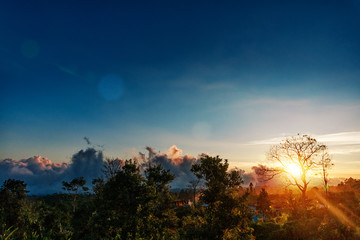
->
[253,164,283,181]
[319,151,333,195]
[253,134,333,200]
[103,158,124,180]
[187,179,201,205]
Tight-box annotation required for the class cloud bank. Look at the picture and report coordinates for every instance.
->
[0,148,103,195]
[0,145,257,194]
[138,145,199,189]
[139,145,259,188]
[249,131,360,155]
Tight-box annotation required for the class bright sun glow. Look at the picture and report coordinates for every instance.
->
[285,163,302,177]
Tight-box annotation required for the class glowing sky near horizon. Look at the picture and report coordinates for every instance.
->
[0,1,359,178]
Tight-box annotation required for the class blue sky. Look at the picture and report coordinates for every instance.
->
[1,1,360,177]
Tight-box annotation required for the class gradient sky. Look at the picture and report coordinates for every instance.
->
[1,1,360,178]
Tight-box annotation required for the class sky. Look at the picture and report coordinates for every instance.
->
[1,1,360,184]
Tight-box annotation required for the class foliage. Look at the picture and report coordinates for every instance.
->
[187,179,200,205]
[89,160,178,239]
[318,152,333,194]
[248,182,254,193]
[62,177,89,213]
[191,155,253,239]
[257,188,271,219]
[191,155,243,204]
[62,177,89,194]
[0,155,359,240]
[0,179,28,228]
[338,178,360,193]
[102,157,124,179]
[0,227,18,240]
[251,222,281,240]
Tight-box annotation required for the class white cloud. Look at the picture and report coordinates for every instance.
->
[249,131,360,156]
[0,148,103,195]
[315,132,360,145]
[250,131,360,145]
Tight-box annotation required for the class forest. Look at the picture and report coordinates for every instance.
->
[1,136,360,240]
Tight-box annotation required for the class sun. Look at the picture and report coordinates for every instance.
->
[285,163,302,178]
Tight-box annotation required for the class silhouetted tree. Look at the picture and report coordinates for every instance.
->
[192,155,244,204]
[254,134,332,200]
[102,157,124,179]
[62,177,89,212]
[319,152,333,194]
[0,179,28,228]
[257,188,271,220]
[92,178,105,195]
[187,179,201,205]
[91,160,178,239]
[145,164,174,193]
[249,182,254,193]
[191,155,253,239]
[338,177,360,192]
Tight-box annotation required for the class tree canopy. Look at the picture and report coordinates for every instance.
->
[191,155,253,239]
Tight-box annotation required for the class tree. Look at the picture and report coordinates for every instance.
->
[144,164,178,237]
[191,155,243,204]
[0,179,29,228]
[187,179,201,205]
[191,155,253,239]
[145,164,174,193]
[62,177,89,212]
[62,177,89,194]
[254,134,332,200]
[102,157,124,180]
[249,182,254,193]
[91,160,146,238]
[91,160,178,239]
[92,178,105,195]
[319,151,333,194]
[338,178,360,192]
[256,188,271,219]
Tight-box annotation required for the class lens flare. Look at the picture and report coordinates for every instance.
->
[314,191,360,236]
[98,74,124,101]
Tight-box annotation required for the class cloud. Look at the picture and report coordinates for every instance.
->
[314,132,360,145]
[56,64,78,76]
[140,145,199,189]
[248,137,285,145]
[0,148,103,195]
[0,156,68,195]
[145,146,157,160]
[0,145,260,194]
[248,98,311,107]
[242,171,258,186]
[314,132,360,155]
[171,78,235,91]
[66,148,103,182]
[249,131,360,155]
[167,145,182,160]
[1,145,198,194]
[218,97,360,141]
[140,145,259,189]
